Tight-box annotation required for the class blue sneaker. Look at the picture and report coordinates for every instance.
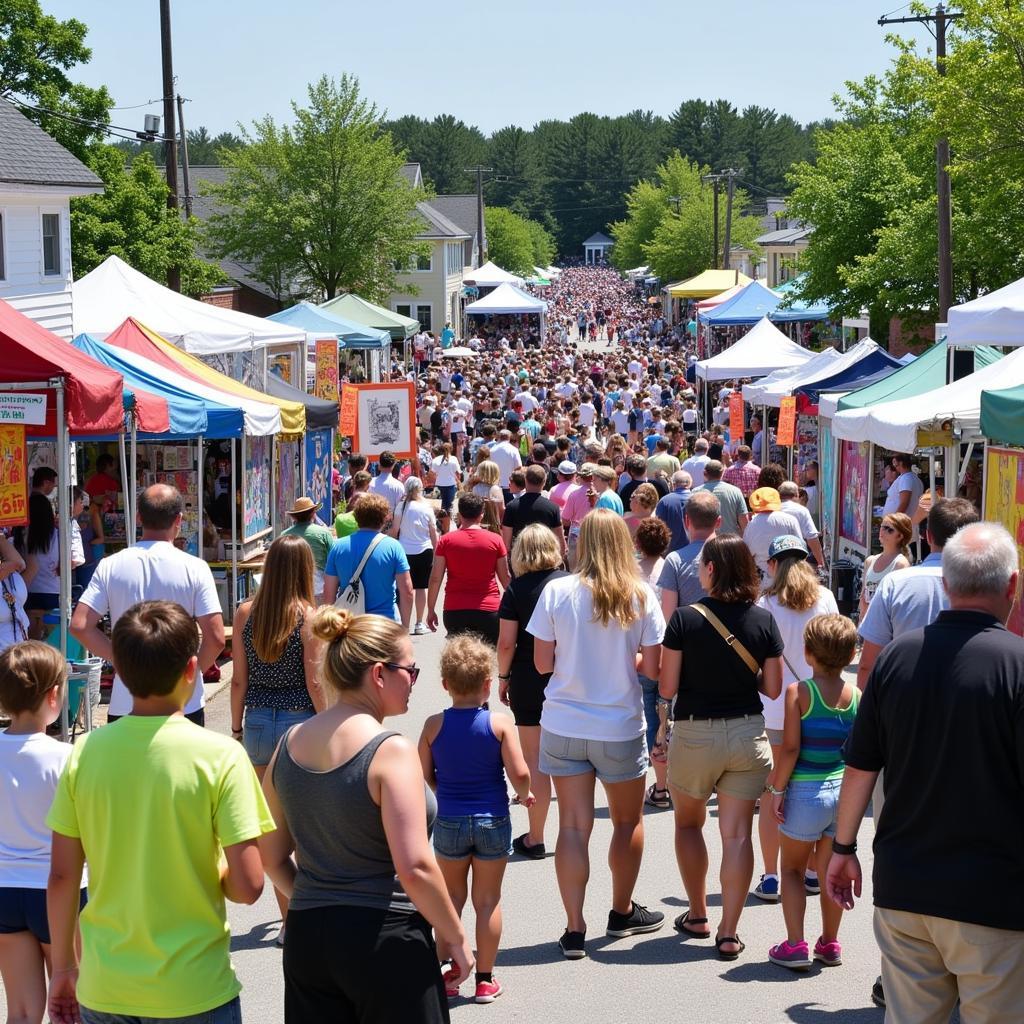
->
[753,874,780,902]
[804,872,821,896]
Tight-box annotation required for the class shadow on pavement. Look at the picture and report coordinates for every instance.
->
[231,921,281,952]
[785,1002,884,1022]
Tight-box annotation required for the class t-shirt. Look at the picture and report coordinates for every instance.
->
[595,490,625,515]
[610,410,630,435]
[325,531,410,619]
[657,539,708,608]
[743,511,803,574]
[47,716,274,1018]
[844,612,1024,930]
[79,541,222,717]
[646,452,679,479]
[696,480,748,536]
[431,456,461,488]
[549,481,581,510]
[654,490,691,552]
[489,442,522,487]
[681,454,711,487]
[756,589,839,729]
[435,528,507,611]
[502,493,561,545]
[498,568,569,683]
[527,575,665,741]
[394,499,435,555]
[369,471,405,511]
[664,598,784,719]
[27,529,60,595]
[0,573,29,652]
[619,477,669,507]
[85,471,119,513]
[334,511,358,538]
[780,499,819,541]
[280,520,334,572]
[0,731,74,888]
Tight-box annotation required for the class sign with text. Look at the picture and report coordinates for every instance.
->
[777,397,797,446]
[983,445,1024,637]
[728,392,744,443]
[314,338,340,403]
[339,384,359,436]
[0,425,28,527]
[0,393,46,425]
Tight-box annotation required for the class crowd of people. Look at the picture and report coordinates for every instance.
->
[0,266,1021,1024]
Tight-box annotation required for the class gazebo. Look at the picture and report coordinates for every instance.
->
[582,232,614,265]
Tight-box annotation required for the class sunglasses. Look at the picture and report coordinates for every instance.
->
[880,524,897,534]
[384,662,420,683]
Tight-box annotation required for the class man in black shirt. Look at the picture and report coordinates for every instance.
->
[618,453,670,506]
[828,522,1024,1024]
[501,464,565,564]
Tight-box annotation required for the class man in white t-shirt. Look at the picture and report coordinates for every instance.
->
[882,454,924,538]
[778,481,825,567]
[369,451,406,511]
[577,397,596,428]
[742,487,802,575]
[682,438,712,488]
[514,387,538,414]
[489,430,524,495]
[70,484,224,724]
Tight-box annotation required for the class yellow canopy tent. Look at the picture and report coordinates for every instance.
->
[669,269,753,299]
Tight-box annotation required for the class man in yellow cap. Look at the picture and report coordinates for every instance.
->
[742,487,801,577]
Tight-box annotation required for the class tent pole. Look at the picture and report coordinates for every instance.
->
[118,431,130,547]
[130,418,138,544]
[271,437,278,537]
[232,439,239,625]
[55,380,71,741]
[197,435,204,559]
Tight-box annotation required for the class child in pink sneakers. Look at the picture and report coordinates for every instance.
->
[766,614,859,972]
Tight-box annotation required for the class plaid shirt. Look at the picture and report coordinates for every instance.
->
[723,460,761,498]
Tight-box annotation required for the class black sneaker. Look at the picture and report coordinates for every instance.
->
[606,901,665,938]
[512,833,546,860]
[871,979,885,1008]
[558,929,587,960]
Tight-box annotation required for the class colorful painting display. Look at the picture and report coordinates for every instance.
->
[243,435,271,540]
[796,415,819,480]
[339,384,358,436]
[728,392,744,445]
[315,339,340,403]
[351,382,416,461]
[275,439,300,531]
[983,446,1024,636]
[0,426,28,527]
[838,439,870,550]
[819,419,835,564]
[304,429,332,525]
[777,397,797,447]
[269,352,294,386]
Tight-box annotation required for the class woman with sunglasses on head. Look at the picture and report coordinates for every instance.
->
[857,513,912,623]
[260,607,471,1023]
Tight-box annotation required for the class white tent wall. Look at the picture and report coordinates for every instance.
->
[694,316,813,382]
[946,276,1024,347]
[752,340,884,409]
[743,348,842,405]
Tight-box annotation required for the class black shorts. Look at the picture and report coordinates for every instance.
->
[406,550,434,590]
[0,886,87,943]
[443,609,499,646]
[508,669,548,727]
[24,592,59,612]
[284,905,449,1024]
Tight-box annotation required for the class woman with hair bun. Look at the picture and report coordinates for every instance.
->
[260,607,472,1023]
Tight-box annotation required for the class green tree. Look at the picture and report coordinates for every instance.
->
[0,0,112,159]
[484,207,543,278]
[524,217,556,270]
[71,146,224,295]
[204,75,426,302]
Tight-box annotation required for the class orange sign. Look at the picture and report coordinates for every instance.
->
[339,384,359,436]
[314,338,340,403]
[0,425,28,527]
[777,397,797,447]
[729,392,745,443]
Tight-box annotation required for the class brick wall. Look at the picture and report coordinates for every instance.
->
[199,286,284,318]
[888,317,936,359]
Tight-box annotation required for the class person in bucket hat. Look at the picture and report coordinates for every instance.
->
[281,496,334,601]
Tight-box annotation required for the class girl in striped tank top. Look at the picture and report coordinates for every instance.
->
[765,614,860,972]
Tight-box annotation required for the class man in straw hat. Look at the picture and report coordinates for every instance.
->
[281,496,334,602]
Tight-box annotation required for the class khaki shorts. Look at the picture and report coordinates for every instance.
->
[667,714,772,801]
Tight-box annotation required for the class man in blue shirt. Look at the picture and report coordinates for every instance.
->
[321,494,413,626]
[441,322,455,348]
[654,471,693,552]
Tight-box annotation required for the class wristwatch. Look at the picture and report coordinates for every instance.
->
[832,839,857,856]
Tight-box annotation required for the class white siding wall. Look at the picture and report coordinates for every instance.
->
[0,188,77,339]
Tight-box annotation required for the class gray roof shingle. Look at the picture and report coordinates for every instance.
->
[427,194,484,246]
[583,232,613,246]
[416,200,470,240]
[755,226,813,245]
[0,98,102,189]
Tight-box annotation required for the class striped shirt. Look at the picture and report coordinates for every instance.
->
[791,679,860,782]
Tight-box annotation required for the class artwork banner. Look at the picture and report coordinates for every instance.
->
[0,425,28,527]
[351,383,416,461]
[983,445,1024,637]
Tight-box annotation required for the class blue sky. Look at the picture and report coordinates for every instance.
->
[49,1,934,138]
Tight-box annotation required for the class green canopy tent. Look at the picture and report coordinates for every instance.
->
[319,294,419,341]
[981,383,1024,446]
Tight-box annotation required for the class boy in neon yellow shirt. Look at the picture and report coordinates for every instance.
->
[46,600,275,1024]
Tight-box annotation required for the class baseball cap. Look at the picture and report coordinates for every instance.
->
[767,534,809,561]
[749,487,782,513]
[557,460,577,476]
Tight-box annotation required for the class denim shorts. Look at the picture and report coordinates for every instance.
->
[639,675,662,754]
[433,814,512,861]
[540,729,648,784]
[243,706,314,766]
[0,886,86,943]
[779,778,842,842]
[80,996,241,1024]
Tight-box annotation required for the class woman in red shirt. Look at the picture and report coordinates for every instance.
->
[425,492,510,645]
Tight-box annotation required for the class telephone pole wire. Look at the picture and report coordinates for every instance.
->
[879,2,962,321]
[720,168,742,269]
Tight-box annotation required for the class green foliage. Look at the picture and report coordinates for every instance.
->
[386,113,487,194]
[71,146,224,295]
[611,153,762,282]
[0,0,112,159]
[203,74,426,302]
[484,207,553,277]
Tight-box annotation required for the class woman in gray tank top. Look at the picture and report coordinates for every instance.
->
[260,608,473,1023]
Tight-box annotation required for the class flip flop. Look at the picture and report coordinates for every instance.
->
[673,911,711,939]
[715,935,746,961]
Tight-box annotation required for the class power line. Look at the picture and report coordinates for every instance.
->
[6,97,167,144]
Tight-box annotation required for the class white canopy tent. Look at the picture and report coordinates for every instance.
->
[694,316,813,382]
[946,276,1024,347]
[742,348,842,405]
[72,254,306,355]
[831,344,1024,450]
[465,283,547,336]
[463,260,524,288]
[750,339,884,408]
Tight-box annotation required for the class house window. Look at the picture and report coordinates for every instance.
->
[416,304,432,333]
[396,304,412,319]
[42,213,61,276]
[416,252,432,272]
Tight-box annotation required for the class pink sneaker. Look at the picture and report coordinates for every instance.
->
[441,964,460,999]
[768,939,811,971]
[813,937,843,967]
[475,978,503,1003]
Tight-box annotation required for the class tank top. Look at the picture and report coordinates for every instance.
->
[430,707,508,817]
[241,614,312,710]
[862,556,901,605]
[791,679,860,783]
[272,729,437,913]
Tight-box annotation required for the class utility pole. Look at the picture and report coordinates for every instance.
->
[701,173,723,268]
[720,168,741,269]
[159,0,180,291]
[879,2,962,321]
[464,165,492,266]
[176,94,192,219]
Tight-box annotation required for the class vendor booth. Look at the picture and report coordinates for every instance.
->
[695,316,813,381]
[318,294,417,380]
[947,276,1024,348]
[669,269,753,299]
[699,281,792,327]
[463,260,525,290]
[465,283,547,341]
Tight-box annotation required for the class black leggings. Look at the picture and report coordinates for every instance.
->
[442,609,499,646]
[284,905,449,1023]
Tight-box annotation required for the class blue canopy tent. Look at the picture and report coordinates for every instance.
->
[793,349,903,413]
[268,301,391,350]
[699,281,783,326]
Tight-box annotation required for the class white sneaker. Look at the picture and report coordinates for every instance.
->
[412,622,427,636]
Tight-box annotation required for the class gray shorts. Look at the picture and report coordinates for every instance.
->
[540,728,648,783]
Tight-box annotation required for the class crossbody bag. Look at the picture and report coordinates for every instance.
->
[335,534,385,615]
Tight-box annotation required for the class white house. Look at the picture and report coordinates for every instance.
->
[0,100,103,339]
[582,232,613,264]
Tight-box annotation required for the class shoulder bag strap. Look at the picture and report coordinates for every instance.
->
[689,603,760,676]
[347,533,385,589]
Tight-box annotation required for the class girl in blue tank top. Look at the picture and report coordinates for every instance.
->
[419,635,534,1005]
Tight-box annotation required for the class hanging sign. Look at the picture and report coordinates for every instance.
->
[728,392,744,443]
[777,397,797,447]
[0,426,28,527]
[339,384,359,436]
[0,394,46,425]
[314,338,340,403]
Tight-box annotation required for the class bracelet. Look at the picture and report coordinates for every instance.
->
[231,726,243,734]
[765,784,786,796]
[832,839,857,856]
[497,674,511,681]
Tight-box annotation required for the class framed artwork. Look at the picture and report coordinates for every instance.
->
[351,382,416,461]
[304,428,333,524]
[838,439,870,551]
[984,446,1024,636]
[0,426,28,527]
[315,338,340,402]
[243,434,271,540]
[276,438,301,531]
